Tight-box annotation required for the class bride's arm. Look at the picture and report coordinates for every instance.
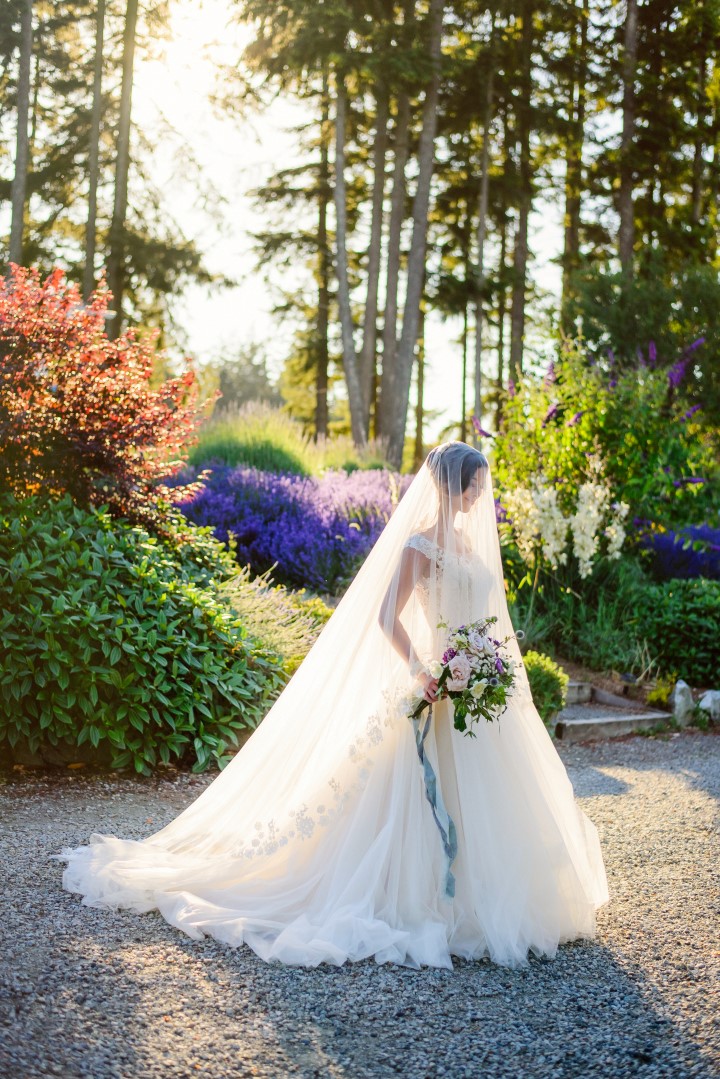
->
[378,547,438,702]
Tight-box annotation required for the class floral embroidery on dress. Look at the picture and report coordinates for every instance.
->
[230,686,408,861]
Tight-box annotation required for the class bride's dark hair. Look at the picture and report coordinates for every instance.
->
[426,442,488,495]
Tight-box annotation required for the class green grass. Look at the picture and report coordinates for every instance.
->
[189,403,389,475]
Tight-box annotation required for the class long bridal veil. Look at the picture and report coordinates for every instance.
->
[59,442,609,969]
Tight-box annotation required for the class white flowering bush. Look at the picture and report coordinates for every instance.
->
[502,454,629,580]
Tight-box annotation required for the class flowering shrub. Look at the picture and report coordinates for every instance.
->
[494,337,719,529]
[172,464,412,593]
[502,454,630,580]
[0,265,207,530]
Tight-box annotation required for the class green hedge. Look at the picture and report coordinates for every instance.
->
[632,578,720,686]
[524,651,569,724]
[0,494,285,773]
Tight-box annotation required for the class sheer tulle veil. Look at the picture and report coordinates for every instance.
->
[60,442,608,967]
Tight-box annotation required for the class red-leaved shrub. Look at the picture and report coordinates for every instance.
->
[0,265,209,530]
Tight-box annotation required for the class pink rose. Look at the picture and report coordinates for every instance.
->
[447,653,472,691]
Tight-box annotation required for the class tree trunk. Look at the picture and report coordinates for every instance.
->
[413,305,426,470]
[378,88,410,437]
[359,90,389,431]
[84,0,106,300]
[496,153,509,432]
[315,73,331,440]
[473,12,498,442]
[560,0,587,333]
[9,0,33,267]
[509,1,534,381]
[106,0,138,339]
[691,43,708,227]
[332,73,367,446]
[618,0,638,275]
[386,0,445,470]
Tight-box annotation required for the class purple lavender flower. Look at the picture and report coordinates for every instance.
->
[566,410,585,427]
[495,657,504,672]
[471,415,493,438]
[608,378,618,390]
[680,404,702,422]
[543,361,556,387]
[542,402,560,427]
[634,521,720,580]
[607,348,615,365]
[667,358,689,389]
[648,340,657,366]
[685,336,706,355]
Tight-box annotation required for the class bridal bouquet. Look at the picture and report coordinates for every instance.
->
[409,616,525,736]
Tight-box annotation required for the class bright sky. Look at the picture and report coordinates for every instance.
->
[133,0,562,439]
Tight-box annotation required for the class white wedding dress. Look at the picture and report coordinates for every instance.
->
[59,443,610,970]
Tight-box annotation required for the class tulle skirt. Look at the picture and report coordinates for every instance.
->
[59,695,610,971]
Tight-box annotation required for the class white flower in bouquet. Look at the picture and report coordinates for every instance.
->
[470,679,489,699]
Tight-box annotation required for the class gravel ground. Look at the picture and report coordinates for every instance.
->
[0,728,718,1079]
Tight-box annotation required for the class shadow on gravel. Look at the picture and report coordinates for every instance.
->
[5,904,714,1079]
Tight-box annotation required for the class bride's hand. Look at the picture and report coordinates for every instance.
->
[418,671,439,704]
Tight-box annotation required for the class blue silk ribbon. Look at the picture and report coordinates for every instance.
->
[410,705,458,899]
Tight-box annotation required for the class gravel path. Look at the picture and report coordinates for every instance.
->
[1,729,718,1079]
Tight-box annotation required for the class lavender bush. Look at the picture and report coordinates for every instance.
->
[633,521,720,581]
[173,465,412,593]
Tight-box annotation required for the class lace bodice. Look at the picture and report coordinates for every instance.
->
[403,532,483,629]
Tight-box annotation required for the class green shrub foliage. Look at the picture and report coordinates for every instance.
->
[523,651,569,724]
[221,568,334,677]
[632,578,720,686]
[0,494,285,773]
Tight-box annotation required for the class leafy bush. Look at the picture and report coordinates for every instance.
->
[189,402,389,475]
[631,578,720,686]
[509,555,654,675]
[635,522,720,581]
[0,265,207,530]
[493,337,719,530]
[524,651,569,724]
[0,494,284,773]
[221,567,333,676]
[171,464,412,593]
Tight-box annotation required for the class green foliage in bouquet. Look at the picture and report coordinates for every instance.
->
[0,494,285,774]
[523,651,569,725]
[493,338,719,529]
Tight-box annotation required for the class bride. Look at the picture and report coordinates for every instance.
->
[59,441,610,970]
